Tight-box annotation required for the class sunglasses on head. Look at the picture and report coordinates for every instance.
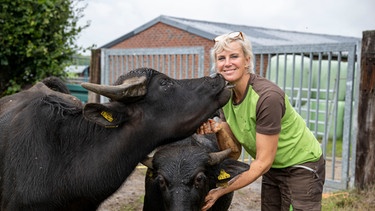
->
[214,31,244,42]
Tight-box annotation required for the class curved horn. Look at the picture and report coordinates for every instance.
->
[208,148,232,166]
[141,156,154,169]
[81,76,147,101]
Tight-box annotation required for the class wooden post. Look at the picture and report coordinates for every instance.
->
[88,49,101,103]
[355,30,375,189]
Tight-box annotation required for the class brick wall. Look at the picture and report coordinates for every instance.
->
[108,22,269,77]
[111,23,214,76]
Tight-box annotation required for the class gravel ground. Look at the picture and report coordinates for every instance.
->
[98,165,262,211]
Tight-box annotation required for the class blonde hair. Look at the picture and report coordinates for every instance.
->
[210,32,254,74]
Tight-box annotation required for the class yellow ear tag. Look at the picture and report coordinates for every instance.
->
[218,169,230,181]
[101,111,114,122]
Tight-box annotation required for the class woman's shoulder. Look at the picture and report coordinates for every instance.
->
[249,74,285,97]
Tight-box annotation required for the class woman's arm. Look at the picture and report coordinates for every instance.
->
[202,132,279,211]
[197,118,242,160]
[215,121,242,160]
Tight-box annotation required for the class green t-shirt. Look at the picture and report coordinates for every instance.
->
[222,74,322,168]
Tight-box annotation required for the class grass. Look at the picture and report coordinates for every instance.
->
[120,195,144,211]
[322,184,375,210]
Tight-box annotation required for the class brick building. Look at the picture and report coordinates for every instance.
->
[90,15,362,191]
[94,15,359,79]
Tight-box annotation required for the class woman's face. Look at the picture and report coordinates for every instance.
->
[215,41,250,83]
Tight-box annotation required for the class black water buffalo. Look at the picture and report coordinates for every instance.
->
[0,68,231,211]
[142,134,249,211]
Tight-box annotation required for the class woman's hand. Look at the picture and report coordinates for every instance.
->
[196,118,222,134]
[201,187,222,211]
[197,118,241,160]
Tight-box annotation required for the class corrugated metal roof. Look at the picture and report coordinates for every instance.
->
[101,15,360,48]
[65,65,88,74]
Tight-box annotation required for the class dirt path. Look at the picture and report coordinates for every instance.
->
[98,166,262,211]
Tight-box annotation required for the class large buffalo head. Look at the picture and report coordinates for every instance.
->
[143,134,249,211]
[82,68,231,140]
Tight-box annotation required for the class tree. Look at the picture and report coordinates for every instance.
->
[356,30,375,190]
[0,0,89,97]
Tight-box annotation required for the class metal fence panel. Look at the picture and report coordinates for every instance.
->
[252,42,359,190]
[100,47,205,102]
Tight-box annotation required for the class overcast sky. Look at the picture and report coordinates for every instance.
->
[76,0,375,54]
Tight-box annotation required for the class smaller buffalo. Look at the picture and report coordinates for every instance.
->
[142,133,249,211]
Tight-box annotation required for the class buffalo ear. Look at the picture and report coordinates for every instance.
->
[83,103,125,128]
[213,159,250,186]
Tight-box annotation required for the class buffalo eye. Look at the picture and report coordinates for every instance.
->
[159,78,174,90]
[160,79,167,86]
[156,175,167,190]
[160,79,168,86]
[194,172,207,189]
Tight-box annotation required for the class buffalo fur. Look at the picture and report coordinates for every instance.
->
[0,68,231,210]
[143,134,249,211]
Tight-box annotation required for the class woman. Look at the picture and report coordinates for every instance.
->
[197,32,325,211]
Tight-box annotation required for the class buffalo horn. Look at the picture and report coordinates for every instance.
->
[141,156,153,169]
[208,148,232,165]
[81,76,147,101]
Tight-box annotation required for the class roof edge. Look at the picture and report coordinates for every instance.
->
[100,15,360,49]
[100,15,217,48]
